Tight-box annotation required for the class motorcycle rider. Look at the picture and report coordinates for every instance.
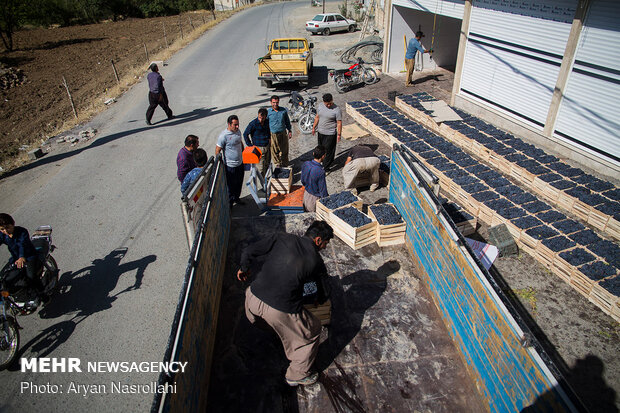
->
[0,213,48,304]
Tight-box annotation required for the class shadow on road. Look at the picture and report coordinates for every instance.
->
[39,247,156,320]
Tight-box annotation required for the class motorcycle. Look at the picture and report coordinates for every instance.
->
[287,91,317,134]
[0,225,59,370]
[329,57,379,93]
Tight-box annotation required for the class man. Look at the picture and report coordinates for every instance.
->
[243,108,271,176]
[237,220,333,387]
[405,31,433,87]
[0,213,47,303]
[301,145,328,212]
[312,93,342,171]
[180,148,208,194]
[216,115,245,206]
[267,95,292,167]
[145,63,174,125]
[177,135,199,183]
[342,144,381,192]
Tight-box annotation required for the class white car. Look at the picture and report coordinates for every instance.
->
[305,13,357,36]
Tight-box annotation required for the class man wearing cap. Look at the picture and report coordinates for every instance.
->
[145,63,174,125]
[405,31,433,87]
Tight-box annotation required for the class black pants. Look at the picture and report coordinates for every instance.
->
[318,132,337,170]
[2,259,44,295]
[146,91,173,122]
[225,164,245,204]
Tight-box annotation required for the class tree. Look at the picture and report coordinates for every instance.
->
[0,0,26,51]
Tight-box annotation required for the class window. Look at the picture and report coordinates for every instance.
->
[312,15,324,22]
[336,15,346,21]
[326,15,335,22]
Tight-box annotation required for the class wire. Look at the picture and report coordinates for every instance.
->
[340,38,384,65]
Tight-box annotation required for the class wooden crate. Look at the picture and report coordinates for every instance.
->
[535,244,555,270]
[572,200,591,222]
[368,204,407,246]
[541,183,560,202]
[271,167,292,194]
[329,207,377,250]
[456,217,478,236]
[605,217,620,241]
[556,192,575,212]
[610,299,620,323]
[315,193,362,225]
[476,203,495,225]
[569,269,595,298]
[587,208,610,232]
[491,212,505,228]
[552,255,574,283]
[589,283,616,315]
[519,230,540,252]
[304,300,331,326]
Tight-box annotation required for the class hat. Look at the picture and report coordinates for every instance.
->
[415,31,425,38]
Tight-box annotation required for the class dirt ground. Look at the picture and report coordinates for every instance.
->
[0,10,221,168]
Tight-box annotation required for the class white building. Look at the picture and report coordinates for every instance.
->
[381,0,620,177]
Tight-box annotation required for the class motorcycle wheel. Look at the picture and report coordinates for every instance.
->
[298,113,314,134]
[335,77,347,93]
[0,317,19,370]
[42,256,59,294]
[363,68,378,85]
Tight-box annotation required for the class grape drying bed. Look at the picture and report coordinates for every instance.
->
[346,97,620,322]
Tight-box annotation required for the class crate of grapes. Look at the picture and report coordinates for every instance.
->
[329,206,377,249]
[302,281,331,325]
[316,191,362,225]
[368,203,406,246]
[271,167,293,194]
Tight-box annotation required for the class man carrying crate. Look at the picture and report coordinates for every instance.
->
[237,220,333,386]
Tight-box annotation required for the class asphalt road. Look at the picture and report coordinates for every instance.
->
[0,2,310,411]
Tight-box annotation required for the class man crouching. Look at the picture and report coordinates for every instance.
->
[237,220,333,386]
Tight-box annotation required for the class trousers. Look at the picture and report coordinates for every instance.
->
[146,91,173,122]
[317,132,337,170]
[270,131,289,167]
[245,287,321,381]
[342,157,380,189]
[225,164,245,204]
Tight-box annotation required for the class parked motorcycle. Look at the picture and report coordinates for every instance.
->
[288,91,317,134]
[0,225,59,370]
[329,57,379,93]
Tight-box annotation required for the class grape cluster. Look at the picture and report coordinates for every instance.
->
[334,207,371,227]
[370,204,403,225]
[320,191,358,210]
[272,167,290,179]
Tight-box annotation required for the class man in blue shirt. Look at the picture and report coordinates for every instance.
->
[405,31,432,87]
[243,108,271,176]
[216,115,245,207]
[145,63,174,125]
[0,213,47,302]
[301,146,328,212]
[267,95,292,167]
[181,148,208,194]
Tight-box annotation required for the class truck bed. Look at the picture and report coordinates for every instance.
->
[206,213,486,412]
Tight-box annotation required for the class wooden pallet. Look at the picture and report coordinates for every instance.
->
[569,269,595,298]
[329,207,377,250]
[368,204,406,246]
[304,300,331,326]
[271,167,293,194]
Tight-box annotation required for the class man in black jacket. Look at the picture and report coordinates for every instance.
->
[237,220,333,386]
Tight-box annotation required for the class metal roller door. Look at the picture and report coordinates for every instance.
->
[459,0,577,129]
[391,0,465,19]
[554,0,620,162]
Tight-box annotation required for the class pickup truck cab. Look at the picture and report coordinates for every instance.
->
[257,38,313,87]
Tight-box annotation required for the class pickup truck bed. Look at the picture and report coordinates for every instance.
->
[206,213,486,412]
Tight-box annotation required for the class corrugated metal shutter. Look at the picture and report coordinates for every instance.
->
[554,0,620,161]
[391,0,465,20]
[460,0,576,128]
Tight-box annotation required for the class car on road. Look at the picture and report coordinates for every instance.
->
[305,13,357,36]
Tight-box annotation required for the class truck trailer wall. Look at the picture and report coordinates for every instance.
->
[153,159,230,413]
[388,148,575,412]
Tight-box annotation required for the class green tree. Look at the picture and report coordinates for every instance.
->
[0,0,26,51]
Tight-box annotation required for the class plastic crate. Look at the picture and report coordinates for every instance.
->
[488,223,518,257]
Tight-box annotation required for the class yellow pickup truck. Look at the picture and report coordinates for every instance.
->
[257,38,314,87]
